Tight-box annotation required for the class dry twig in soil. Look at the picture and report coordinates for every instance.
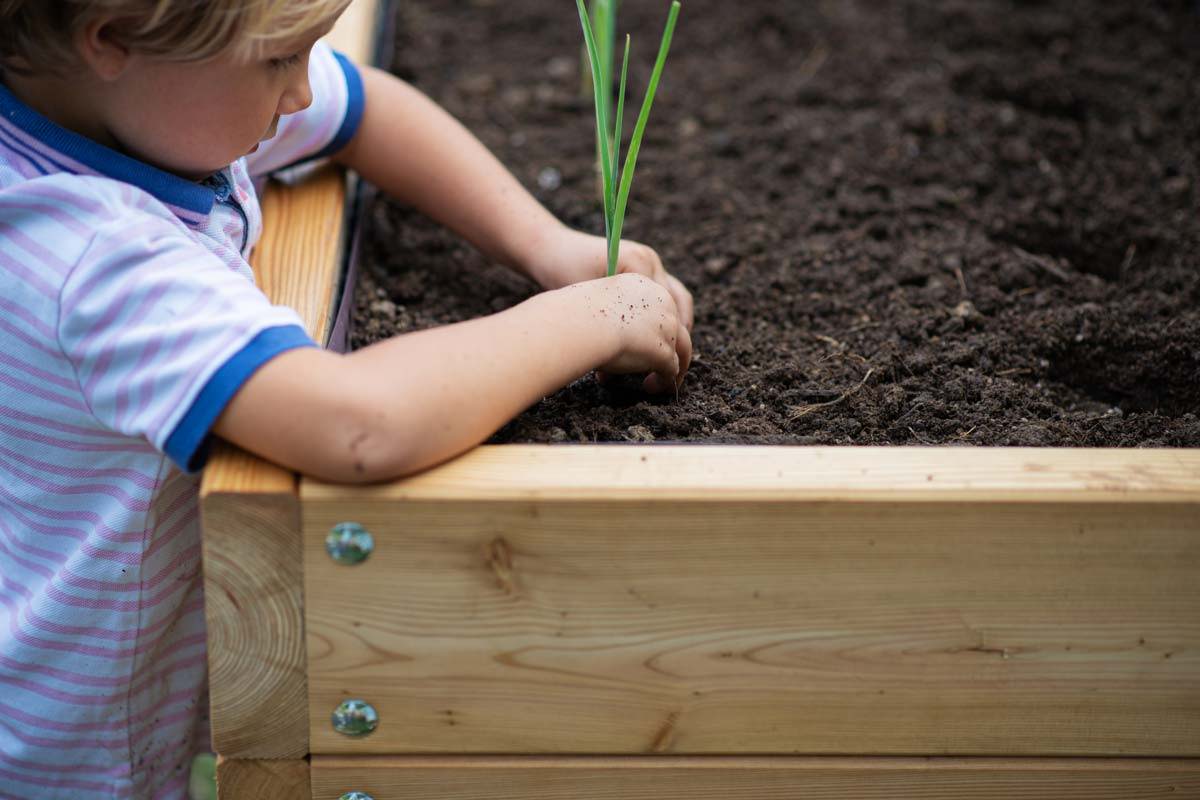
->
[788,368,875,420]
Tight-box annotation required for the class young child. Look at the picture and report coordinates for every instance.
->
[0,0,693,796]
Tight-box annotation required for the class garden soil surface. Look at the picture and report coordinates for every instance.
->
[352,0,1200,446]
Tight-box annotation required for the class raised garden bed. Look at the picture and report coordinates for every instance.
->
[200,1,1200,798]
[354,0,1200,447]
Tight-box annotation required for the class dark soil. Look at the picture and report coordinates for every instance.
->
[352,0,1200,446]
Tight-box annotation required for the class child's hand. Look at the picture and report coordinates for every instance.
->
[528,226,694,332]
[564,272,692,394]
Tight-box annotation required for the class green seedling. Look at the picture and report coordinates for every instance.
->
[575,0,680,277]
[581,0,618,124]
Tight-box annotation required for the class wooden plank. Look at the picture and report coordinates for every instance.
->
[216,757,310,800]
[201,452,305,759]
[250,165,350,344]
[201,0,379,765]
[326,0,382,60]
[302,449,1200,756]
[303,445,1200,503]
[310,755,1200,799]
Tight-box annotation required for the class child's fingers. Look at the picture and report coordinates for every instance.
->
[643,373,668,394]
[674,322,693,387]
[644,326,688,395]
[617,242,693,332]
[643,354,680,395]
[666,274,694,332]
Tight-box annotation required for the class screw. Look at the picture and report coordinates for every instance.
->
[332,699,378,737]
[326,522,374,565]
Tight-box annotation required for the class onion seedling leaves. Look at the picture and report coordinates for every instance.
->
[576,0,616,244]
[576,0,680,276]
[611,35,630,204]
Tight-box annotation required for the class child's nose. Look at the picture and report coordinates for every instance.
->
[278,76,314,116]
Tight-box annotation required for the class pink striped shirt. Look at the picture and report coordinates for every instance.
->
[0,42,363,798]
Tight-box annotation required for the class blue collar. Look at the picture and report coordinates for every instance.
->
[0,81,214,218]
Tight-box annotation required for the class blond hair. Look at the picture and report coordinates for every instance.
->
[0,0,351,76]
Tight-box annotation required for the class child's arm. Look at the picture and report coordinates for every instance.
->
[332,66,693,328]
[213,273,690,482]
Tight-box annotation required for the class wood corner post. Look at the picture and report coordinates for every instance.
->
[201,443,307,759]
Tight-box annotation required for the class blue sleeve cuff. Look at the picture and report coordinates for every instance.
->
[281,50,366,170]
[164,325,317,473]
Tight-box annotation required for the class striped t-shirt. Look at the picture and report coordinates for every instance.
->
[0,42,363,798]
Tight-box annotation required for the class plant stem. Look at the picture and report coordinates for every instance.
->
[607,1,680,276]
[611,35,630,209]
[575,0,616,247]
[576,0,680,276]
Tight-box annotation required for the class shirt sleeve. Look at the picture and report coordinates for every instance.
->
[244,40,366,177]
[58,214,318,473]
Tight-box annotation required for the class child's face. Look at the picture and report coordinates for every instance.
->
[102,21,338,179]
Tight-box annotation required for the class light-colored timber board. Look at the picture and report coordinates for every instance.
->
[302,445,1200,502]
[201,0,380,763]
[201,464,304,759]
[216,757,311,800]
[326,0,382,58]
[246,165,350,346]
[311,756,1200,799]
[303,492,1199,756]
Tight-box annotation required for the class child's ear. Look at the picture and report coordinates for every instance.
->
[75,17,133,81]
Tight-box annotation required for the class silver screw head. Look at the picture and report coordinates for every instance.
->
[326,522,374,565]
[338,794,375,800]
[332,699,378,737]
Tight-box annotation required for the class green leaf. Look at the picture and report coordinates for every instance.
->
[608,1,680,276]
[576,0,615,240]
[592,0,617,127]
[609,34,631,263]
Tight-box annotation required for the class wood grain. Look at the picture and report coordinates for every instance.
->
[201,0,378,766]
[216,757,310,800]
[310,755,1200,799]
[302,445,1200,503]
[201,455,304,758]
[303,459,1200,755]
[251,166,351,342]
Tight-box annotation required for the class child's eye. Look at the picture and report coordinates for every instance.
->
[268,53,302,71]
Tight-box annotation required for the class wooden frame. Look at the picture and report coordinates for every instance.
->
[308,756,1200,799]
[201,1,1200,797]
[302,446,1200,759]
